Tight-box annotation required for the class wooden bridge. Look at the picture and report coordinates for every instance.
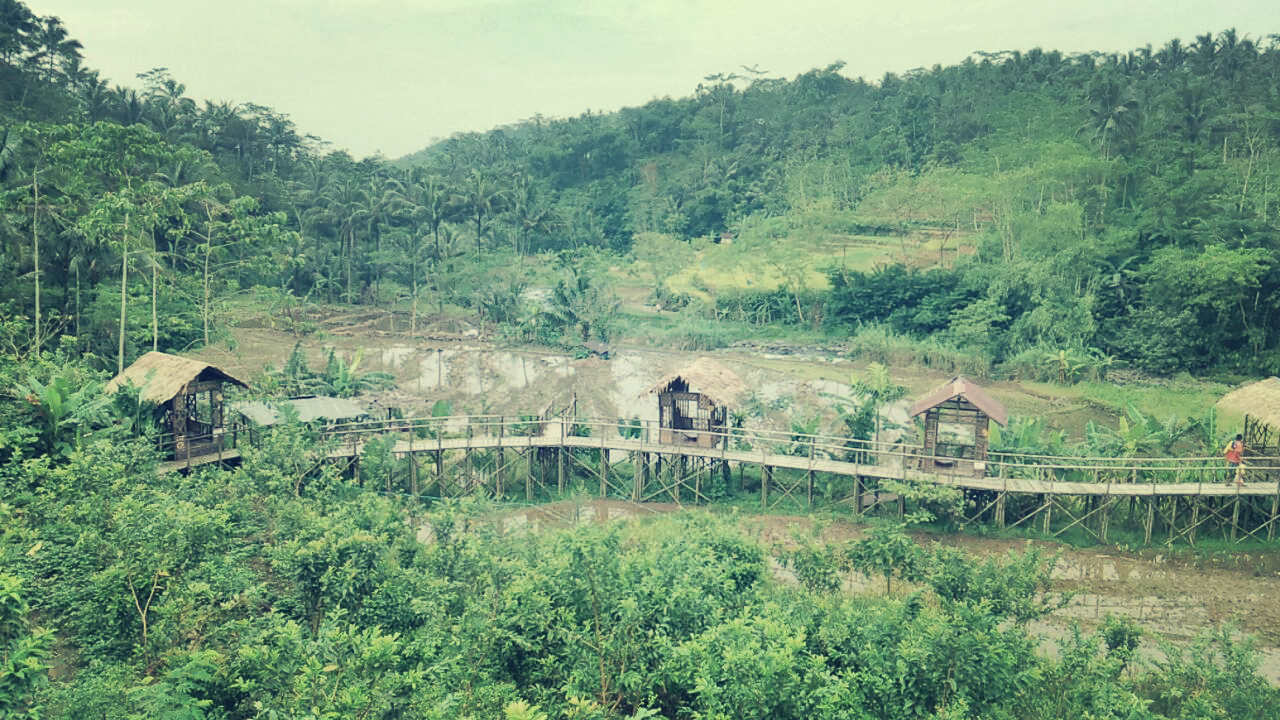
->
[160,414,1280,546]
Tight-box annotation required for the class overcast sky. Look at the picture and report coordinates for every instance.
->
[26,1,1279,160]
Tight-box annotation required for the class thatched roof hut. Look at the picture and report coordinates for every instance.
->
[106,351,247,405]
[648,358,745,449]
[647,357,746,406]
[106,352,247,460]
[1217,377,1280,453]
[1216,377,1280,429]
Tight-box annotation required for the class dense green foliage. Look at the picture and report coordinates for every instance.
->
[0,342,1277,718]
[5,1,1280,373]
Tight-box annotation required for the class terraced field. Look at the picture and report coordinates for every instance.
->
[659,230,974,301]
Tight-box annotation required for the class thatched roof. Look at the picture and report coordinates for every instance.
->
[647,357,746,406]
[235,396,368,426]
[1216,377,1280,429]
[909,376,1008,426]
[105,351,247,405]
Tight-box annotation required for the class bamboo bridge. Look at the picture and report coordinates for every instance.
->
[160,414,1280,547]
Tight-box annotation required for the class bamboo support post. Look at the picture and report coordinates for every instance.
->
[762,465,771,509]
[1232,489,1241,542]
[1144,492,1155,545]
[1270,479,1279,541]
[600,447,608,499]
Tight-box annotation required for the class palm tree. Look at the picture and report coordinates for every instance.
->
[28,15,82,82]
[1156,38,1187,70]
[73,72,111,121]
[0,0,36,68]
[357,175,403,298]
[321,176,367,303]
[1085,75,1140,160]
[110,86,146,126]
[455,170,502,255]
[508,173,553,255]
[405,170,451,261]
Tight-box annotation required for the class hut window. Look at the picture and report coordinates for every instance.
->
[937,421,973,445]
[681,398,699,417]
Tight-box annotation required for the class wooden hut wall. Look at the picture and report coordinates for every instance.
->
[657,390,721,448]
[170,379,231,458]
[1244,414,1277,453]
[921,398,991,475]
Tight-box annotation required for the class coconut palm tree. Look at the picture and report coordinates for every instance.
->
[0,0,37,68]
[455,169,502,255]
[321,176,367,303]
[405,169,452,261]
[28,15,81,82]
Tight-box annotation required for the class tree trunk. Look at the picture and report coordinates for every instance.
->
[411,252,418,338]
[151,230,158,352]
[118,213,129,373]
[32,162,40,353]
[74,261,80,337]
[203,242,211,346]
[344,227,353,304]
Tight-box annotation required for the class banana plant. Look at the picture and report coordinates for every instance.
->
[15,370,111,458]
[319,348,395,398]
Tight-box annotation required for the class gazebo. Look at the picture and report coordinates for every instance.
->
[648,357,745,448]
[909,376,1008,476]
[106,351,248,459]
[1216,377,1280,456]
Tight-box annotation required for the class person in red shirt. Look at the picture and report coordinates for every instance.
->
[1223,433,1245,486]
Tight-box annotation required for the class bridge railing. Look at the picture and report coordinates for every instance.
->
[157,413,1280,484]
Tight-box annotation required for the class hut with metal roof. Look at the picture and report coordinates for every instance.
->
[1216,377,1280,455]
[648,357,745,448]
[908,376,1008,476]
[105,351,248,459]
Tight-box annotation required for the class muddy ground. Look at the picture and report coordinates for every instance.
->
[197,317,1279,682]
[201,319,1129,444]
[481,499,1280,684]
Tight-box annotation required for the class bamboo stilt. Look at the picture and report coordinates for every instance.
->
[600,447,608,499]
[762,465,771,509]
[633,452,644,501]
[1232,491,1241,541]
[1269,481,1279,541]
[1152,491,1162,543]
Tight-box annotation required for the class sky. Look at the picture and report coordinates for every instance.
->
[26,0,1280,160]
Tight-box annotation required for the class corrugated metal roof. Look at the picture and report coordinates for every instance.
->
[234,396,369,426]
[105,351,247,405]
[908,376,1008,426]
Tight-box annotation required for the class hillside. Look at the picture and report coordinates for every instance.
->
[4,12,1280,380]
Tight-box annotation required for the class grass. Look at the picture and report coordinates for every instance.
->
[657,229,970,302]
[1018,377,1234,426]
[614,309,836,351]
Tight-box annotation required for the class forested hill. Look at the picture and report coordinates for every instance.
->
[1,0,1279,375]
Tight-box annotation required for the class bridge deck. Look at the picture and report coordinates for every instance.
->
[317,433,1280,498]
